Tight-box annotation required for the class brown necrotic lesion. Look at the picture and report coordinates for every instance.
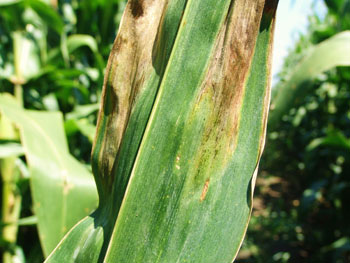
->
[130,0,144,18]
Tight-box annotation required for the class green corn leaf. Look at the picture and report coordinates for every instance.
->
[0,0,22,6]
[11,31,42,84]
[65,103,100,120]
[269,31,350,128]
[64,103,99,143]
[65,118,96,143]
[47,34,99,61]
[25,0,64,34]
[66,34,98,54]
[46,0,278,262]
[307,129,350,152]
[0,142,24,158]
[17,215,38,226]
[0,93,98,257]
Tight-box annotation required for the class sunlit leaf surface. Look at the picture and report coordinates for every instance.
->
[0,94,98,257]
[269,31,350,127]
[46,0,278,262]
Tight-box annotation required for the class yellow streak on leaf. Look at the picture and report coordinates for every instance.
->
[200,179,210,202]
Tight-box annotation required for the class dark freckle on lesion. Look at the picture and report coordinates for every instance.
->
[130,0,144,18]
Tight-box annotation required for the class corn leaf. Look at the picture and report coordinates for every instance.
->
[46,0,278,262]
[0,142,24,158]
[64,118,96,143]
[0,93,98,257]
[0,0,22,6]
[66,34,98,53]
[26,0,64,34]
[307,129,350,152]
[269,31,350,128]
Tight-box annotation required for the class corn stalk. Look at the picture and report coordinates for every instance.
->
[46,0,278,262]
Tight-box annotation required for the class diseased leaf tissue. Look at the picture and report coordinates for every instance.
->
[46,1,278,262]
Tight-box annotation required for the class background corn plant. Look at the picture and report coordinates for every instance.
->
[240,1,350,261]
[0,0,125,261]
[0,0,349,262]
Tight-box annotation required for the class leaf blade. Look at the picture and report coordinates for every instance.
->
[0,94,98,257]
[269,31,350,128]
[46,1,278,262]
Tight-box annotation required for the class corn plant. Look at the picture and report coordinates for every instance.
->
[40,0,279,262]
[0,93,99,259]
[269,31,350,128]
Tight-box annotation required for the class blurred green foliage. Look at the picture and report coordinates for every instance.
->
[0,0,126,162]
[0,0,349,262]
[0,0,125,262]
[238,1,350,262]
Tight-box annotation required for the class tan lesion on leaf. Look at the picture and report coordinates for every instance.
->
[199,0,264,151]
[92,0,169,191]
[191,0,266,178]
[200,179,210,202]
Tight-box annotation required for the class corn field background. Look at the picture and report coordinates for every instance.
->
[0,0,349,262]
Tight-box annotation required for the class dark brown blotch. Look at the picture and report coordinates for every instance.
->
[264,0,279,15]
[131,0,144,18]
